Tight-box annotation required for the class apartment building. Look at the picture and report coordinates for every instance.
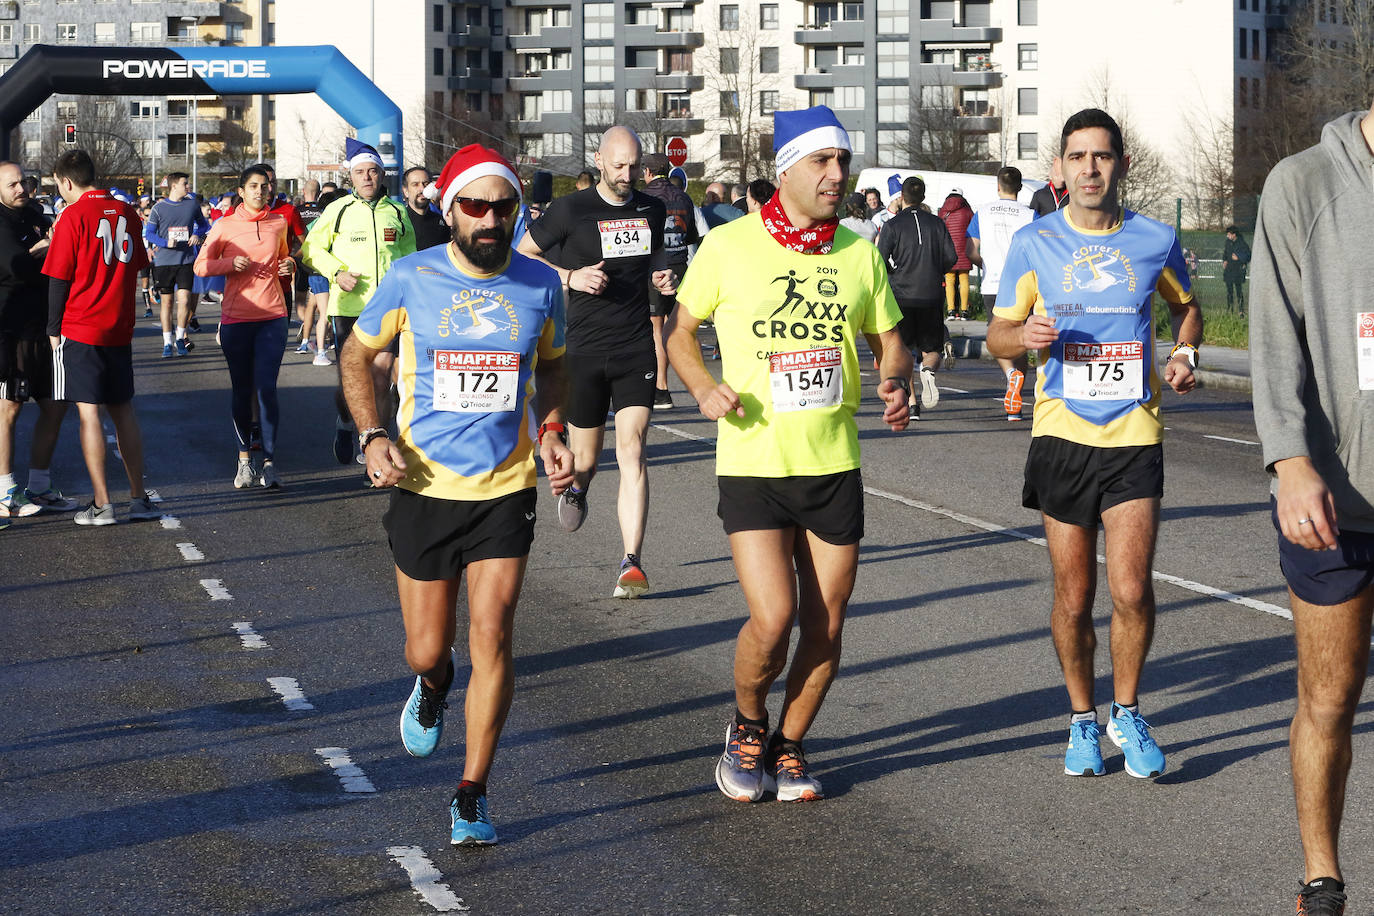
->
[1,0,272,188]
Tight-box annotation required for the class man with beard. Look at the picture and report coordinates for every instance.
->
[402,166,448,251]
[341,144,573,845]
[302,138,416,463]
[517,126,676,599]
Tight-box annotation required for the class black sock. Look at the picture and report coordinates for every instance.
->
[734,709,768,731]
[424,658,455,694]
[1303,877,1345,893]
[458,779,485,796]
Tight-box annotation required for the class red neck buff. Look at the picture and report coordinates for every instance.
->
[759,192,838,255]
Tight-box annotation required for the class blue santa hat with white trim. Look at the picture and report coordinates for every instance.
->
[772,105,851,177]
[344,137,384,172]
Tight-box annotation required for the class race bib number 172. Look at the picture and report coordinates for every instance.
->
[433,350,519,412]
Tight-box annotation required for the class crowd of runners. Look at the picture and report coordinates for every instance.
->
[4,98,1374,916]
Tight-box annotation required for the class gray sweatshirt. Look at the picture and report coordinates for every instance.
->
[1250,110,1374,531]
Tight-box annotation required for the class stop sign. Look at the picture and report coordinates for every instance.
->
[665,136,688,168]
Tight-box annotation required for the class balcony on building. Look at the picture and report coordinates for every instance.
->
[508,26,572,50]
[165,118,221,137]
[448,69,494,92]
[0,3,16,21]
[794,19,864,45]
[448,25,492,48]
[622,23,705,48]
[513,111,574,135]
[794,64,866,90]
[164,1,231,18]
[658,115,705,134]
[507,0,572,6]
[509,66,571,92]
[920,19,1003,44]
[955,113,1000,132]
[0,43,15,59]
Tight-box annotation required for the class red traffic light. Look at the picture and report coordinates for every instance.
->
[63,124,76,144]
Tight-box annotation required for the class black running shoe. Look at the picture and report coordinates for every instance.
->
[1298,878,1346,915]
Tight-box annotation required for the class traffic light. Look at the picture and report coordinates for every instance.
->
[63,124,76,145]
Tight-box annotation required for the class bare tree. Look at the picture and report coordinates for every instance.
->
[1181,110,1235,230]
[36,97,144,181]
[905,85,997,173]
[703,16,780,184]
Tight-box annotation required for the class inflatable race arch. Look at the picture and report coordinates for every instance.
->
[0,44,403,176]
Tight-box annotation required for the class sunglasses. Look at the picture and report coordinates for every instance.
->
[453,196,520,219]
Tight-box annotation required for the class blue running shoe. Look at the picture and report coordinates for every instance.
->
[175,338,189,357]
[399,652,453,758]
[1064,719,1105,777]
[1108,703,1166,778]
[450,788,498,846]
[162,343,175,359]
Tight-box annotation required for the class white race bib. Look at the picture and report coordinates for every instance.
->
[1358,313,1374,390]
[1061,340,1144,401]
[597,218,651,259]
[167,226,190,245]
[433,350,519,413]
[769,347,843,413]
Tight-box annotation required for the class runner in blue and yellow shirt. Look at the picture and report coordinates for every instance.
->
[987,108,1203,782]
[340,145,573,847]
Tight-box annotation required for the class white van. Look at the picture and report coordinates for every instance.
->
[853,166,1044,213]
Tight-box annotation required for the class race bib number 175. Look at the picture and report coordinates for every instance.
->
[1061,340,1144,401]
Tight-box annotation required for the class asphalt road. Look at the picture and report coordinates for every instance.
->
[3,310,1369,915]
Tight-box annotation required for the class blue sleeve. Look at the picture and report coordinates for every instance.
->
[193,214,211,238]
[143,206,168,247]
[968,212,980,239]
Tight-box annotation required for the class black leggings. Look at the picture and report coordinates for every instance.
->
[219,317,287,459]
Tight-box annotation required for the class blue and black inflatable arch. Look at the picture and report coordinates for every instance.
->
[0,44,402,177]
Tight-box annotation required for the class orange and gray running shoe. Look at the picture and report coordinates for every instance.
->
[1004,368,1026,418]
[715,719,771,802]
[613,553,649,599]
[772,740,823,802]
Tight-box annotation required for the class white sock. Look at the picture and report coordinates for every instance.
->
[163,331,174,345]
[1006,368,1015,380]
[1071,709,1098,724]
[176,327,187,340]
[28,469,50,493]
[1114,702,1139,716]
[0,473,15,494]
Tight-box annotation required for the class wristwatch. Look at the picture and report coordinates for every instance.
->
[1170,343,1199,369]
[538,421,567,444]
[884,376,911,393]
[358,426,389,451]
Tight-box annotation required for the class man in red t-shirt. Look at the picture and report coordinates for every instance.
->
[42,149,161,526]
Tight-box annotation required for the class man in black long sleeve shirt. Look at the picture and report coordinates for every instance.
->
[0,161,73,521]
[876,176,957,419]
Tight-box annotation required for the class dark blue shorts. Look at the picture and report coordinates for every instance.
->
[307,273,330,295]
[1273,498,1374,606]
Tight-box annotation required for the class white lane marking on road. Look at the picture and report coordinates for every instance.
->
[159,515,182,529]
[387,846,469,912]
[267,676,315,711]
[315,747,377,793]
[863,485,1293,621]
[939,386,969,394]
[1204,434,1260,446]
[652,423,709,442]
[176,542,204,561]
[200,578,233,600]
[231,621,269,650]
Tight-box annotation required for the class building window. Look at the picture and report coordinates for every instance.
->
[834,86,864,109]
[544,133,572,155]
[433,3,443,32]
[666,8,693,31]
[960,89,990,116]
[97,101,115,119]
[585,89,615,124]
[666,49,693,72]
[1238,27,1247,59]
[1018,88,1038,116]
[130,100,161,120]
[1238,76,1248,108]
[226,101,246,120]
[720,91,739,116]
[584,3,614,40]
[815,46,838,69]
[1252,29,1261,59]
[760,90,780,114]
[721,134,742,159]
[760,4,779,29]
[810,89,834,108]
[720,47,739,74]
[225,22,244,41]
[169,100,190,117]
[94,22,116,44]
[520,93,542,121]
[849,130,865,155]
[22,23,39,42]
[57,24,78,44]
[24,141,39,161]
[56,101,77,119]
[131,22,162,42]
[1018,43,1038,70]
[877,85,908,122]
[523,137,544,159]
[433,48,444,75]
[720,5,739,30]
[1018,0,1038,25]
[760,47,778,73]
[877,0,909,34]
[843,45,865,66]
[878,129,909,162]
[626,89,651,111]
[544,90,571,112]
[0,25,11,43]
[877,41,909,78]
[661,92,691,116]
[1018,132,1038,160]
[585,46,613,82]
[844,2,864,18]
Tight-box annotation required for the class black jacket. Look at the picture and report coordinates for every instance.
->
[1029,183,1068,218]
[0,202,49,339]
[1222,234,1251,280]
[407,205,449,251]
[876,207,957,305]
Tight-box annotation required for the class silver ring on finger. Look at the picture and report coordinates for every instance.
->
[1298,517,1313,525]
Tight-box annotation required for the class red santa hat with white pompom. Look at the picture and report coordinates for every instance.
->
[423,144,523,214]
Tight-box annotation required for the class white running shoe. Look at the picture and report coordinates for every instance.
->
[920,367,940,409]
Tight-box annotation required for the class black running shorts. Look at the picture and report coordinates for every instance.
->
[717,469,864,545]
[563,349,657,428]
[151,263,195,295]
[0,335,54,402]
[383,486,537,581]
[1273,497,1374,606]
[894,300,945,354]
[1022,436,1163,529]
[52,338,134,405]
[648,262,687,318]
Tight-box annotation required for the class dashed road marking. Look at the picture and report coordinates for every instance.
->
[387,846,469,912]
[176,542,204,561]
[231,621,269,650]
[652,423,709,442]
[267,676,314,711]
[1204,434,1260,446]
[200,578,233,600]
[159,515,182,529]
[315,747,377,793]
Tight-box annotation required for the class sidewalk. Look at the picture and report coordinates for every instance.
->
[948,319,1252,393]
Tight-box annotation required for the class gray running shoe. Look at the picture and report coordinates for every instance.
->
[128,496,162,521]
[259,462,281,489]
[771,741,824,802]
[234,460,256,489]
[920,367,940,409]
[74,502,116,526]
[557,487,588,532]
[714,719,773,803]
